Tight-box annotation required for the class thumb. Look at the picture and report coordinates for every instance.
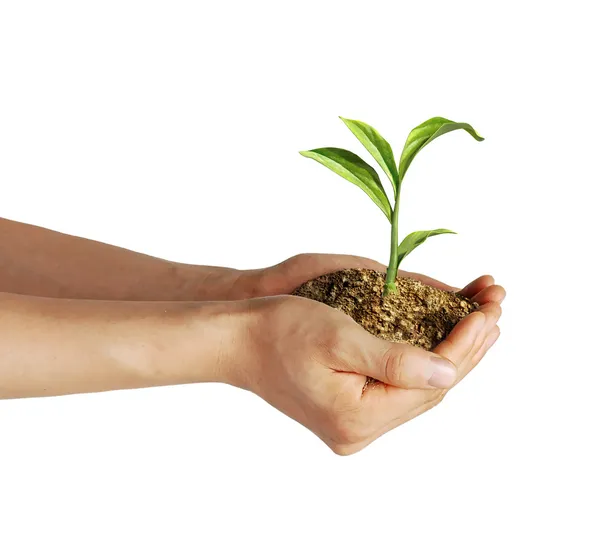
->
[360,340,458,390]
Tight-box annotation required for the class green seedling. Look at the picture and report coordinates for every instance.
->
[300,116,484,296]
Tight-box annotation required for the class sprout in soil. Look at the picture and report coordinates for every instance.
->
[300,117,484,296]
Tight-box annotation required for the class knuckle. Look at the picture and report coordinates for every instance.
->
[330,420,368,447]
[382,346,404,385]
[329,442,363,456]
[330,383,360,414]
[285,253,311,270]
[317,325,348,365]
[293,252,311,261]
[326,406,370,447]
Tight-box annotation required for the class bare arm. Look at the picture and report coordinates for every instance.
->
[0,217,502,306]
[0,289,502,454]
[0,291,246,399]
[0,217,246,301]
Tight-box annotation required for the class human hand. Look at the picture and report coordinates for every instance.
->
[243,253,505,307]
[233,287,504,455]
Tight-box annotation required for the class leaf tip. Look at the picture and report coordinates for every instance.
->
[470,128,485,141]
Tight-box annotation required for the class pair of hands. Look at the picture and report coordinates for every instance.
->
[223,254,505,455]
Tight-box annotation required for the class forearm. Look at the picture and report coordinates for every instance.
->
[0,217,253,301]
[0,292,248,399]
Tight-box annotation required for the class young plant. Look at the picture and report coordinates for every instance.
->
[300,117,484,296]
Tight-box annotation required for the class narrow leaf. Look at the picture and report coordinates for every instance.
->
[398,117,484,181]
[339,117,399,194]
[300,148,392,222]
[397,229,456,266]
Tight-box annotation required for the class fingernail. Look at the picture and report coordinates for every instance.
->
[427,356,457,388]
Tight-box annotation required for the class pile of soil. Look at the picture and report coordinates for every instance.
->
[292,268,477,351]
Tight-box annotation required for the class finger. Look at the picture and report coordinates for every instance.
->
[459,302,502,368]
[433,310,487,367]
[455,303,501,376]
[472,284,506,305]
[472,325,500,367]
[363,318,501,451]
[459,275,495,298]
[347,310,502,454]
[369,341,460,390]
[357,312,500,451]
[336,333,459,390]
[470,300,502,340]
[456,326,500,385]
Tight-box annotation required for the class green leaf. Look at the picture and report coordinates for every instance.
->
[339,117,399,194]
[398,117,484,182]
[397,229,456,266]
[300,148,392,222]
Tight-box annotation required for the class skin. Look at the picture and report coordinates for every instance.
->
[0,218,505,454]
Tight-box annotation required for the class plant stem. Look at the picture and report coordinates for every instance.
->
[383,183,401,296]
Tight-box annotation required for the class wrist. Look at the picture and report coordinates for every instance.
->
[171,263,248,301]
[225,267,287,300]
[184,264,270,301]
[164,299,255,388]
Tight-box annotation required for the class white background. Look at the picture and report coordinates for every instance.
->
[1,1,598,531]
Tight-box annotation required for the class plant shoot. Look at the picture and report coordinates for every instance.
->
[300,117,484,296]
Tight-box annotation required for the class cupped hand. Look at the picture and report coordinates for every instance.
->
[237,287,504,455]
[247,253,505,307]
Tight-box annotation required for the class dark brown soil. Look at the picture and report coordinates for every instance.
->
[292,268,477,351]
